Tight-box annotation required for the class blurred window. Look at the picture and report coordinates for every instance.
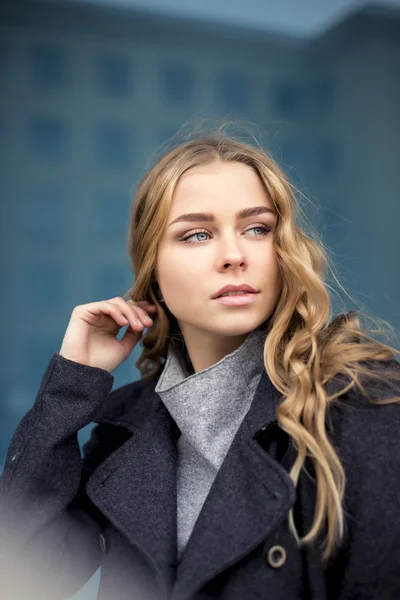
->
[94,121,135,168]
[218,73,249,112]
[20,182,67,240]
[313,77,336,113]
[28,42,68,89]
[160,64,194,105]
[92,190,130,235]
[97,52,132,97]
[0,41,6,74]
[274,81,305,117]
[28,115,68,162]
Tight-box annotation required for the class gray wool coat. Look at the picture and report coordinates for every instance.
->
[0,352,400,600]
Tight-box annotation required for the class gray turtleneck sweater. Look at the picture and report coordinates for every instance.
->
[154,321,268,561]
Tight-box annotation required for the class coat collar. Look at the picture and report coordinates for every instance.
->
[86,367,297,600]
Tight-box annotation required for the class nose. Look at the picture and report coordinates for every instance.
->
[217,234,247,270]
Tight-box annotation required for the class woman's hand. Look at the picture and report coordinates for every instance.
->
[59,297,158,373]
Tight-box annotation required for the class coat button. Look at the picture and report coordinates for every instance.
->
[266,545,287,568]
[99,533,107,553]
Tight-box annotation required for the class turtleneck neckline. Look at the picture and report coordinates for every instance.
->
[154,320,270,561]
[156,320,269,394]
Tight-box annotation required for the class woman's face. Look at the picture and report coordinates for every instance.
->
[155,161,282,369]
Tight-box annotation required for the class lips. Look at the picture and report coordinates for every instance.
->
[212,284,259,299]
[213,292,259,306]
[218,291,255,297]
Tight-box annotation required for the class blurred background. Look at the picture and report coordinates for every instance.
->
[1,0,399,596]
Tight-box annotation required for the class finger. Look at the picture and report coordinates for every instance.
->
[126,299,158,312]
[110,298,155,326]
[119,325,143,354]
[130,299,157,306]
[82,303,127,327]
[127,303,156,323]
[101,302,146,331]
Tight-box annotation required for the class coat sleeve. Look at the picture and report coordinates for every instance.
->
[326,368,400,600]
[0,352,114,600]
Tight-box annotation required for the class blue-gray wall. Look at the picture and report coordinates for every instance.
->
[0,2,399,596]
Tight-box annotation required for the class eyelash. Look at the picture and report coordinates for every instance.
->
[179,224,272,244]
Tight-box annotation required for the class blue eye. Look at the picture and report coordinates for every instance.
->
[180,224,271,244]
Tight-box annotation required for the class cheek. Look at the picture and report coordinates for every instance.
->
[258,251,282,290]
[164,244,209,273]
[256,246,279,269]
[157,248,202,291]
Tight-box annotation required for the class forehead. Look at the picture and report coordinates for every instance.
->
[172,161,273,208]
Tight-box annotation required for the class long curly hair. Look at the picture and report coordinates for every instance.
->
[122,123,400,563]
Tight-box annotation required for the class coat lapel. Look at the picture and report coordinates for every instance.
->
[171,370,297,600]
[85,368,298,600]
[86,382,180,596]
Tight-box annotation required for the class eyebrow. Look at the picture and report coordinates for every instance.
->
[168,206,276,227]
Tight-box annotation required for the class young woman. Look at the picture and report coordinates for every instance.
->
[1,130,400,600]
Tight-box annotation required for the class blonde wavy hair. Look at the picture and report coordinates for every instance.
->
[123,123,400,564]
